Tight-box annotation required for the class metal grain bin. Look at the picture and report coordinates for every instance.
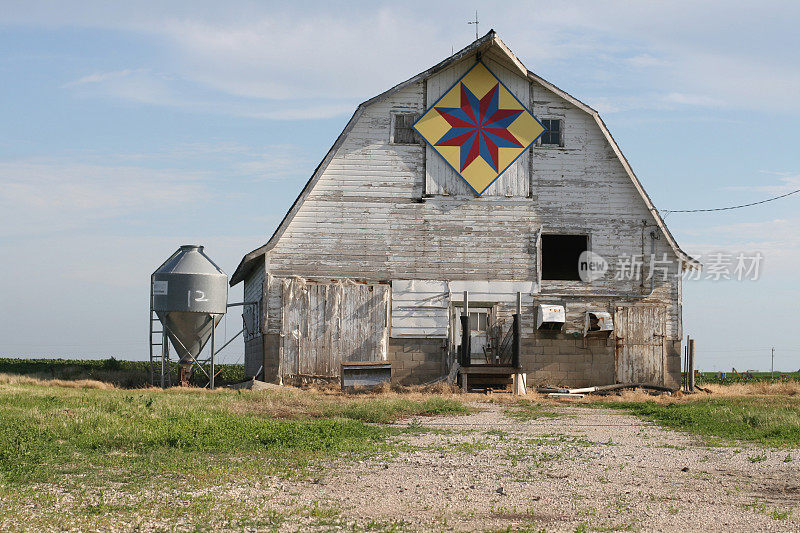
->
[151,245,227,363]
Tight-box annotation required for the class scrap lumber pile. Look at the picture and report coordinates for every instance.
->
[537,383,678,398]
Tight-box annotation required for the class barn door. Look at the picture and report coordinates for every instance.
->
[614,306,666,385]
[281,280,389,379]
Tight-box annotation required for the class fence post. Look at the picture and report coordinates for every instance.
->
[460,291,470,368]
[512,292,521,370]
[688,338,695,392]
[683,340,688,392]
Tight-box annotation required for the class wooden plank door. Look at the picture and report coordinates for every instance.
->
[339,283,389,364]
[281,280,389,379]
[614,306,666,385]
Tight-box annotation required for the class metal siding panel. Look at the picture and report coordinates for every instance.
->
[339,285,351,362]
[325,284,340,376]
[391,279,449,338]
[390,279,537,338]
[299,284,312,375]
[305,284,321,375]
[350,285,362,360]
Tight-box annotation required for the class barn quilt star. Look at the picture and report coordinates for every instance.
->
[413,62,545,195]
[434,83,524,173]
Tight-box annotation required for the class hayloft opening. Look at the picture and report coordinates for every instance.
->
[541,234,588,281]
[391,113,419,144]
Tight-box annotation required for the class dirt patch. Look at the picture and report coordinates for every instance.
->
[4,394,798,531]
[244,400,800,531]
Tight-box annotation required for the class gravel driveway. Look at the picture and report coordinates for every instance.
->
[256,399,799,532]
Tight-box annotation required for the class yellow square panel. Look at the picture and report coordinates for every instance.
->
[414,62,545,195]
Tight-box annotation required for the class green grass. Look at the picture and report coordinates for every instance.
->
[504,400,563,421]
[324,396,469,423]
[0,389,377,485]
[0,381,467,530]
[596,397,800,447]
[0,383,467,484]
[742,499,794,521]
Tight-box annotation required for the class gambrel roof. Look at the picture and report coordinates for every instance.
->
[231,31,698,285]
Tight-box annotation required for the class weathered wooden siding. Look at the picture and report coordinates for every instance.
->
[279,278,389,379]
[250,51,684,386]
[265,52,681,341]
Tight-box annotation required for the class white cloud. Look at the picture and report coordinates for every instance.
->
[625,54,663,68]
[70,141,316,182]
[726,173,800,194]
[61,67,357,120]
[153,8,448,101]
[247,104,355,121]
[10,1,795,115]
[62,69,142,87]
[663,92,724,107]
[229,144,316,182]
[0,158,210,237]
[0,143,312,239]
[63,68,177,105]
[680,216,800,277]
[669,52,800,112]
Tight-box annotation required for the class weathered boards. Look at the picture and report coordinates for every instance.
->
[233,31,697,389]
[614,306,667,384]
[279,278,389,380]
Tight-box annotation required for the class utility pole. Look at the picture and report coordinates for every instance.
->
[771,347,775,381]
[468,10,479,40]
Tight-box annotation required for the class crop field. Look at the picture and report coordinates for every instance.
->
[0,357,246,388]
[696,371,800,384]
[0,373,798,531]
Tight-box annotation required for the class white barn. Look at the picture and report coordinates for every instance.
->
[231,32,698,389]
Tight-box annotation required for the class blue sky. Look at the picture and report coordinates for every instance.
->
[1,1,798,371]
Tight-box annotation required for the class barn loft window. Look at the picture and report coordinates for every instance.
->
[540,119,563,146]
[541,234,588,281]
[391,113,419,144]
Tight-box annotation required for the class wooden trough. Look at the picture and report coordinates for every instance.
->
[340,361,392,390]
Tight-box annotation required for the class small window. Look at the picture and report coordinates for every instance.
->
[540,119,562,146]
[541,234,588,281]
[469,311,488,332]
[392,113,419,144]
